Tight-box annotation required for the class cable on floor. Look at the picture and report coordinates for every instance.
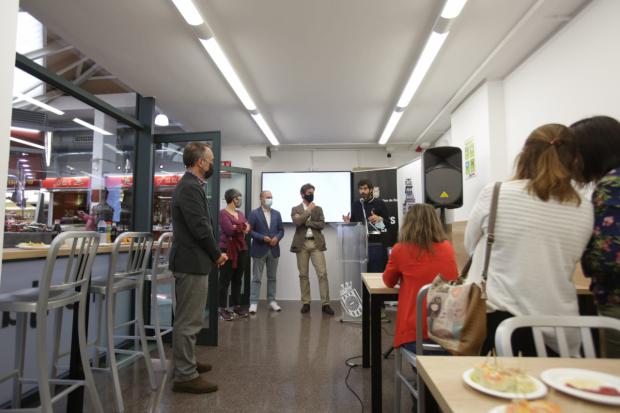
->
[344,355,364,413]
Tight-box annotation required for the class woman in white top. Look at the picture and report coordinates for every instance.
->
[465,123,594,356]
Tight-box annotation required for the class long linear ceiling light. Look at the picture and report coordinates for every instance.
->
[14,93,65,115]
[9,137,45,150]
[170,0,279,146]
[378,0,468,145]
[72,118,113,135]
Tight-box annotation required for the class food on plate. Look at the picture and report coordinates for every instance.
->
[470,362,537,394]
[565,378,620,397]
[17,241,47,248]
[505,400,561,413]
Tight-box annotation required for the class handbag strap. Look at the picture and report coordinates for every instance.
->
[481,182,502,283]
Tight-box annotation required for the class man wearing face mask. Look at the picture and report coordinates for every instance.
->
[248,190,285,314]
[170,142,227,394]
[343,179,389,273]
[291,183,335,315]
[218,189,251,320]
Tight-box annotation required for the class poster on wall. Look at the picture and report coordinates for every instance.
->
[396,158,424,226]
[464,138,476,178]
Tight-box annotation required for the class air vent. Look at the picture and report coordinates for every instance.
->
[11,108,48,129]
[74,135,93,143]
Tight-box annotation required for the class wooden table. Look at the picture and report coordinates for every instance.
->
[361,272,398,413]
[417,356,620,413]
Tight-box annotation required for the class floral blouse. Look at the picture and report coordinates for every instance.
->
[582,168,620,306]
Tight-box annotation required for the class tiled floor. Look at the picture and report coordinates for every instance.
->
[89,301,412,413]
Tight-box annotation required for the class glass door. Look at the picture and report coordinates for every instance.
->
[220,166,252,305]
[153,132,220,346]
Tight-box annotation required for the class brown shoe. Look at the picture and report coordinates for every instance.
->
[301,303,310,313]
[196,361,212,374]
[172,376,218,394]
[322,304,335,315]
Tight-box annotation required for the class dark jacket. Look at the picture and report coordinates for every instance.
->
[351,196,388,244]
[169,172,221,275]
[290,203,326,252]
[248,207,285,258]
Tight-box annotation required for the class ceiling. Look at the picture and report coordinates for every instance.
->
[21,0,590,147]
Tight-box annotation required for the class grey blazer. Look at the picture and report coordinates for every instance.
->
[290,203,326,253]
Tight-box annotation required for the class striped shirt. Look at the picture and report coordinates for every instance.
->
[465,180,593,354]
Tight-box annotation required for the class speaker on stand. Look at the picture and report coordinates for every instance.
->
[423,146,463,228]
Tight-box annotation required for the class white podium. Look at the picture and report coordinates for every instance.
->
[332,222,368,322]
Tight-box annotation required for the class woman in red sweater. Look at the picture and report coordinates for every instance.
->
[383,204,459,352]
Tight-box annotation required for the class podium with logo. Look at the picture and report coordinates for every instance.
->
[332,222,368,322]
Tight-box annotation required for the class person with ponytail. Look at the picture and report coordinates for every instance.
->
[571,116,620,358]
[465,124,593,356]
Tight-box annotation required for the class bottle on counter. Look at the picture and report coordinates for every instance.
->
[110,223,118,243]
[97,219,107,244]
[51,219,63,240]
[106,221,112,244]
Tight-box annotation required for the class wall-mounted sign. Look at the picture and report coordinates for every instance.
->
[464,138,477,179]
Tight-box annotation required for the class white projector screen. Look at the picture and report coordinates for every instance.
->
[262,172,351,223]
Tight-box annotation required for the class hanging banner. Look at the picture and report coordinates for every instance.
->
[42,176,91,189]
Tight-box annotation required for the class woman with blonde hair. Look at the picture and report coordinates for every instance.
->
[383,203,458,352]
[465,123,593,356]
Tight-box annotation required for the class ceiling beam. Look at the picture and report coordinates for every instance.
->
[24,41,74,60]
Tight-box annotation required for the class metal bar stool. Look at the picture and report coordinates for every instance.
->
[82,232,156,413]
[144,232,175,370]
[0,231,104,413]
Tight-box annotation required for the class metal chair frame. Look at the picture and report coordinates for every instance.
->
[0,232,104,413]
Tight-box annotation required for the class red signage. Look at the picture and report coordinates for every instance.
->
[221,161,232,167]
[7,179,41,188]
[154,174,183,187]
[42,177,91,189]
[105,175,134,188]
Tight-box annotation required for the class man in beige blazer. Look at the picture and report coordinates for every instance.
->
[290,183,335,315]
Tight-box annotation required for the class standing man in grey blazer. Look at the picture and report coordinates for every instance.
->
[169,142,227,394]
[290,183,335,315]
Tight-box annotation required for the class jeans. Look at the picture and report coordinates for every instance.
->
[367,243,388,273]
[172,272,208,382]
[218,250,247,308]
[250,251,279,305]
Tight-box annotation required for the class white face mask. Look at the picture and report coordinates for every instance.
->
[263,198,273,207]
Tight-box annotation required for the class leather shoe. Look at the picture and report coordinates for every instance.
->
[322,304,335,315]
[172,376,218,394]
[196,361,212,374]
[301,303,310,313]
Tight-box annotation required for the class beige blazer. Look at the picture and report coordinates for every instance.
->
[289,203,326,252]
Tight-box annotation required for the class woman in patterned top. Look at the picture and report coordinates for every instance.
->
[571,115,620,358]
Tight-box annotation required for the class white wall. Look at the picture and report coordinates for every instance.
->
[449,81,506,222]
[503,0,620,171]
[0,1,19,284]
[222,145,416,301]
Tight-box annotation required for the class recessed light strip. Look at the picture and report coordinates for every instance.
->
[170,0,204,25]
[9,137,45,150]
[15,93,65,115]
[251,113,279,146]
[72,118,113,136]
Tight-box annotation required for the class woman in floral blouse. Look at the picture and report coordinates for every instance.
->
[571,115,620,358]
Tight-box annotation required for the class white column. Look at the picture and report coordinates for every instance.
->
[91,110,117,189]
[0,0,20,285]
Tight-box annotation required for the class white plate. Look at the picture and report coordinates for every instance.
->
[488,406,507,413]
[540,368,620,406]
[463,368,548,400]
[16,244,50,250]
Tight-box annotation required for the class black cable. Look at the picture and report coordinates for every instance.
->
[344,356,364,413]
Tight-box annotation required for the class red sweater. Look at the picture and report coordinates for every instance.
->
[383,241,458,348]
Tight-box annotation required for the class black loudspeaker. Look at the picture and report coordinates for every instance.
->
[423,146,463,208]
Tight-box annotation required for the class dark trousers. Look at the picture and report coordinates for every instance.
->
[218,250,247,308]
[481,310,556,357]
[367,243,388,273]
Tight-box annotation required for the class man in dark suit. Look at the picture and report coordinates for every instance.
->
[169,142,227,394]
[290,183,335,315]
[247,190,285,314]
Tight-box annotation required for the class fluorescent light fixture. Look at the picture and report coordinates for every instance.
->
[397,31,449,108]
[24,169,32,172]
[15,93,65,115]
[104,143,125,155]
[441,0,468,19]
[200,38,257,111]
[44,131,52,167]
[11,126,40,134]
[154,114,170,126]
[17,159,28,163]
[9,137,45,150]
[251,113,279,146]
[378,111,404,145]
[72,118,113,135]
[170,0,204,26]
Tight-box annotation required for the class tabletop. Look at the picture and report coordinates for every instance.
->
[417,355,620,413]
[361,272,399,294]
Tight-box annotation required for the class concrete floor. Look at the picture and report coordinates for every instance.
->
[87,301,413,413]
